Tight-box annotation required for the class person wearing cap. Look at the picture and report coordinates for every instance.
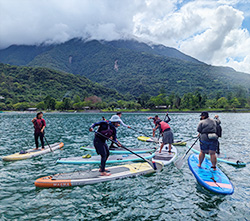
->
[152,114,173,153]
[89,116,121,176]
[114,112,131,128]
[197,111,218,170]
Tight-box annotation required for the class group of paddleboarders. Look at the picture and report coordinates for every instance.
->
[31,110,222,175]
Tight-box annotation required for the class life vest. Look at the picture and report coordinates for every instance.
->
[159,121,170,132]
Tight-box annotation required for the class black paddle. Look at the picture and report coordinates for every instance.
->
[34,119,53,152]
[93,130,158,170]
[174,136,200,169]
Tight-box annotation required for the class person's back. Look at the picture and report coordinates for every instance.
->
[198,117,217,141]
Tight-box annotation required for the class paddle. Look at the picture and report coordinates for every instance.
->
[93,130,157,170]
[34,119,53,152]
[174,136,200,169]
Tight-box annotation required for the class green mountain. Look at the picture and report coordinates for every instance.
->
[0,38,250,97]
[0,63,123,105]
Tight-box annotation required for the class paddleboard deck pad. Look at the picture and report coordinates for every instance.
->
[57,153,155,164]
[2,142,64,161]
[191,144,246,166]
[153,145,177,165]
[137,136,186,146]
[35,161,164,188]
[188,154,234,195]
[80,146,156,154]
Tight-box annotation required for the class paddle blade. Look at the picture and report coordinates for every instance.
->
[174,157,185,169]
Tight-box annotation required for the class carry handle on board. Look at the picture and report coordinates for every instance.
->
[92,130,158,170]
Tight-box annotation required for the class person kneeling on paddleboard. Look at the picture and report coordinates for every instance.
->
[31,112,46,150]
[197,111,218,170]
[89,115,121,176]
[153,114,173,153]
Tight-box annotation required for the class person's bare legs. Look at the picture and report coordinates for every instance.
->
[209,151,217,170]
[198,152,205,167]
[159,143,164,153]
[168,144,171,153]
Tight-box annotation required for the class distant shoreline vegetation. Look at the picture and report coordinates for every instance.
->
[0,91,249,112]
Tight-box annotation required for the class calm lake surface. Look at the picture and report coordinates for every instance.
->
[0,112,249,220]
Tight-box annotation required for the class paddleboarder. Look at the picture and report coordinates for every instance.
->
[214,115,222,154]
[113,112,131,128]
[152,114,173,153]
[197,112,218,170]
[89,115,121,176]
[148,115,161,135]
[31,112,46,150]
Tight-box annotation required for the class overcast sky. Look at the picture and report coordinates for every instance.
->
[0,0,249,74]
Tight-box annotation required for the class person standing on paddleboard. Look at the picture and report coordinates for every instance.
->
[152,114,173,153]
[214,115,222,154]
[31,112,46,150]
[197,111,218,170]
[89,115,121,176]
[148,115,161,136]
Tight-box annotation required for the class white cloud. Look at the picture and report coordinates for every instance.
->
[0,0,249,74]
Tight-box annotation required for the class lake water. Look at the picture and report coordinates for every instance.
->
[0,112,249,220]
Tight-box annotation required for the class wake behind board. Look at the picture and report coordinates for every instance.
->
[137,136,186,146]
[188,154,234,195]
[191,144,246,166]
[35,161,164,188]
[2,142,64,161]
[57,153,155,164]
[153,145,177,165]
[80,146,156,154]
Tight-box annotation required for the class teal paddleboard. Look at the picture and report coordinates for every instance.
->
[191,145,246,166]
[80,146,156,154]
[57,153,155,164]
[188,154,234,195]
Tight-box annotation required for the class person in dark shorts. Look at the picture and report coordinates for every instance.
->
[152,114,173,153]
[31,112,46,150]
[214,115,222,154]
[197,112,218,170]
[89,115,121,176]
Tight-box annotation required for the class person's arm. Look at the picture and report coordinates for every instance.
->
[152,125,159,137]
[89,121,103,131]
[197,122,202,134]
[165,115,171,123]
[119,118,130,128]
[112,128,122,146]
[31,118,37,123]
[41,119,46,133]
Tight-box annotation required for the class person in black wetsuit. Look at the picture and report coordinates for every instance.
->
[31,112,46,150]
[89,115,121,176]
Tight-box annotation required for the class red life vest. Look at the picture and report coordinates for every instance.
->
[159,121,170,132]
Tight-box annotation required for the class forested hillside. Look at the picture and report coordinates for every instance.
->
[1,38,250,98]
[0,63,124,110]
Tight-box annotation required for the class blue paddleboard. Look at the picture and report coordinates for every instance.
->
[188,154,234,195]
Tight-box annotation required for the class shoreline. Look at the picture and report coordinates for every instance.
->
[1,108,250,114]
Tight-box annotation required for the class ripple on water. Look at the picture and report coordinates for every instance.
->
[0,112,250,220]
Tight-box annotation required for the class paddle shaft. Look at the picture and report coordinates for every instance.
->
[34,119,53,152]
[179,136,200,161]
[93,130,156,169]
